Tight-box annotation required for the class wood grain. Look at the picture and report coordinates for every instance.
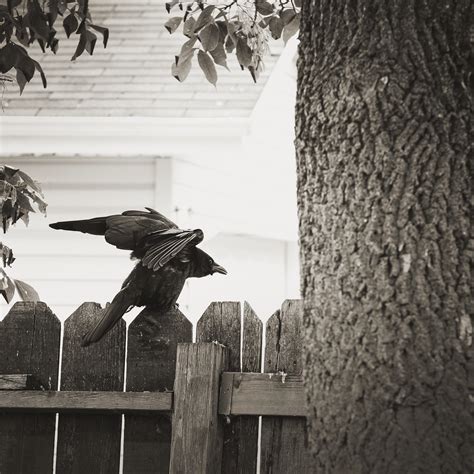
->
[235,302,263,473]
[0,374,42,390]
[260,300,312,473]
[0,390,172,413]
[170,343,228,474]
[0,302,61,474]
[124,306,192,474]
[219,373,305,416]
[56,302,126,474]
[196,301,245,473]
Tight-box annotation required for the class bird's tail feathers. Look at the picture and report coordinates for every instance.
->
[49,217,107,235]
[81,286,132,347]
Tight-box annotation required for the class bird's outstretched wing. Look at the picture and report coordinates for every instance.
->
[141,228,204,271]
[50,208,177,250]
[50,208,204,271]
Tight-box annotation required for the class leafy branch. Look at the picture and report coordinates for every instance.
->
[165,0,301,85]
[0,164,47,303]
[0,0,300,93]
[0,0,109,93]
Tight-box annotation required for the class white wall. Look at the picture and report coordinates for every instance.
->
[0,155,300,324]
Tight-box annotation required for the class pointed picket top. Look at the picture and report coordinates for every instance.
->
[265,299,304,373]
[61,302,126,391]
[0,301,61,474]
[196,301,242,473]
[242,301,263,372]
[124,306,192,474]
[196,301,241,371]
[229,301,263,474]
[0,301,61,388]
[57,302,126,473]
[261,298,311,473]
[127,305,192,392]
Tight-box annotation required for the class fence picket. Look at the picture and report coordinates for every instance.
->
[124,306,192,474]
[0,302,61,474]
[196,301,244,472]
[237,301,263,473]
[260,299,312,473]
[56,302,126,474]
[0,298,311,473]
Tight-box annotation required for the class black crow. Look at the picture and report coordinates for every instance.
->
[50,207,226,346]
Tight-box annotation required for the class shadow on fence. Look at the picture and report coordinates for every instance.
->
[0,300,312,473]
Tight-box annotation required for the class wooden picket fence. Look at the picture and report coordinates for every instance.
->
[0,300,312,473]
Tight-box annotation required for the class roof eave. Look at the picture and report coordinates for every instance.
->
[0,115,249,155]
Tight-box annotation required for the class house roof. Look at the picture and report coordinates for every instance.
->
[2,0,283,118]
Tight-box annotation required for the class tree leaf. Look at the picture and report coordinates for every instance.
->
[71,31,87,60]
[16,169,42,194]
[165,0,179,13]
[197,49,217,85]
[14,279,40,302]
[269,16,284,40]
[31,58,47,88]
[256,0,274,16]
[84,30,97,55]
[180,36,197,56]
[0,43,16,74]
[164,16,182,34]
[0,270,15,303]
[16,69,27,94]
[63,12,78,38]
[0,243,15,267]
[280,9,296,25]
[282,13,300,43]
[236,38,252,67]
[198,23,219,52]
[210,43,228,70]
[89,24,109,47]
[183,17,196,37]
[193,5,215,33]
[172,48,194,82]
[16,189,36,213]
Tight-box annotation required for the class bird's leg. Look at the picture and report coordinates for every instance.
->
[174,302,180,309]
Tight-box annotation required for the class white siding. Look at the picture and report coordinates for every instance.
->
[0,155,300,324]
[0,155,164,320]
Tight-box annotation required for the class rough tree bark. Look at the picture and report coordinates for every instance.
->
[295,1,473,472]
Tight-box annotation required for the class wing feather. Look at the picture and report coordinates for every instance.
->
[142,229,203,271]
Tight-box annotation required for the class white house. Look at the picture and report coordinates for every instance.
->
[0,0,299,324]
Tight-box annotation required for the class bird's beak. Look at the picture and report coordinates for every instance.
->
[212,263,227,275]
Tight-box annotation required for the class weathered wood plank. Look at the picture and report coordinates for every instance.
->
[170,343,228,474]
[260,300,312,473]
[0,390,172,413]
[0,302,61,474]
[0,374,42,390]
[235,302,263,473]
[219,373,305,416]
[196,302,241,370]
[56,302,126,474]
[196,301,244,473]
[124,307,192,474]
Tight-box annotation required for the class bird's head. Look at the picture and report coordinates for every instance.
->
[190,248,227,278]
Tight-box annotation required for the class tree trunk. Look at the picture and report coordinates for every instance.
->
[295,1,473,472]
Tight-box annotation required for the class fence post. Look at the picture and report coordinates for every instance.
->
[124,306,192,474]
[169,342,228,473]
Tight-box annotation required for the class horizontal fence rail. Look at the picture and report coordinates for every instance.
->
[0,373,305,417]
[0,300,311,473]
[219,373,306,417]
